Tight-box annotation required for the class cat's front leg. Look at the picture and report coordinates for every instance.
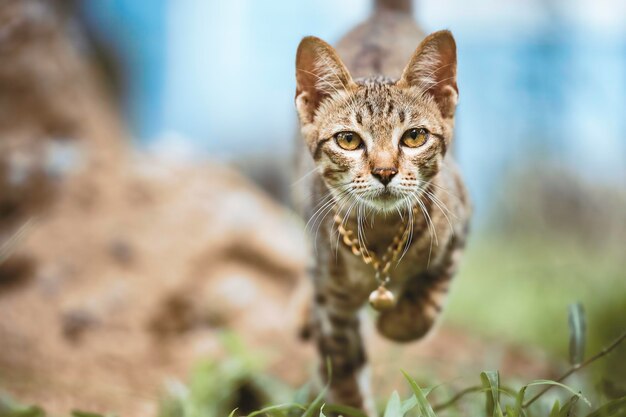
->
[312,281,375,415]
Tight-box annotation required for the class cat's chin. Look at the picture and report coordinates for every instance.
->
[360,191,407,214]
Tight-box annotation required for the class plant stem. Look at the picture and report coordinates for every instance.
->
[432,386,484,411]
[523,330,626,409]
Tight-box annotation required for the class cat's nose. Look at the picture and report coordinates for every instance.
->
[371,167,398,186]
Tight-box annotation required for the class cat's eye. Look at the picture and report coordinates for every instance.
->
[334,131,363,151]
[401,128,429,148]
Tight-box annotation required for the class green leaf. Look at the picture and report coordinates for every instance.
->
[401,395,418,415]
[384,391,402,417]
[584,396,626,417]
[480,371,504,417]
[293,384,311,406]
[549,400,561,417]
[319,404,327,417]
[322,404,368,417]
[401,370,437,417]
[559,396,580,417]
[525,380,591,407]
[505,405,518,417]
[302,387,328,417]
[513,385,528,417]
[228,408,239,417]
[568,303,587,366]
[246,403,304,417]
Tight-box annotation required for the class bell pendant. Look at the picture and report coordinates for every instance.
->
[369,285,396,311]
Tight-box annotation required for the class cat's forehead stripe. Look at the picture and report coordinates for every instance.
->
[354,75,397,86]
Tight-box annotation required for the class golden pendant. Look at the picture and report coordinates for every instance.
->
[369,285,396,311]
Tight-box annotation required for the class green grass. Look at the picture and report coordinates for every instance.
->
[5,318,624,417]
[148,322,626,417]
[6,363,624,417]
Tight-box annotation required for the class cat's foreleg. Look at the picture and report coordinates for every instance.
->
[312,285,374,414]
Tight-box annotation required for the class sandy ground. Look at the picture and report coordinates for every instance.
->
[0,154,312,415]
[0,154,557,416]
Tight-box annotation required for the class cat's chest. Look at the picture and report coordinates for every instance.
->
[335,227,445,299]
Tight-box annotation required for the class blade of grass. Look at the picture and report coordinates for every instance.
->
[558,396,579,417]
[246,403,305,417]
[303,358,332,417]
[302,388,328,417]
[402,387,434,414]
[322,404,368,417]
[505,405,517,417]
[401,395,417,415]
[293,384,311,406]
[525,380,590,407]
[568,303,586,366]
[384,391,402,417]
[401,370,437,417]
[512,385,528,417]
[549,401,560,417]
[481,371,504,417]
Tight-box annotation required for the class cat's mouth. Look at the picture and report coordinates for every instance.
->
[364,188,405,212]
[377,189,394,200]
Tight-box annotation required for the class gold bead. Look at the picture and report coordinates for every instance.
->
[369,286,396,311]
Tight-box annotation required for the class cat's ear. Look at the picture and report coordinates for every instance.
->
[295,36,354,124]
[399,30,458,118]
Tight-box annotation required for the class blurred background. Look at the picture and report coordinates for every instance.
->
[0,0,624,416]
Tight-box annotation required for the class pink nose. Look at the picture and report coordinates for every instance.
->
[371,167,398,185]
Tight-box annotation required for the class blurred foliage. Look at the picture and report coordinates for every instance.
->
[158,333,292,417]
[0,393,114,417]
[153,310,625,417]
[2,321,625,417]
[446,233,626,389]
[493,166,626,247]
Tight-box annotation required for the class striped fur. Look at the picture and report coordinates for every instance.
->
[294,6,471,414]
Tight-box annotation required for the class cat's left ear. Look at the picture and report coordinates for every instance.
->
[399,30,458,118]
[295,36,355,124]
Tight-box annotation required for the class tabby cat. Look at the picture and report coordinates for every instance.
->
[294,0,471,413]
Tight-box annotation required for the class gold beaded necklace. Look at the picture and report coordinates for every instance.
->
[333,205,418,311]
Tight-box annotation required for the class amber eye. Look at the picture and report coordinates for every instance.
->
[334,131,363,151]
[401,128,429,148]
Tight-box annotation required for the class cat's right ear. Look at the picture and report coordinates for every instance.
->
[295,36,354,124]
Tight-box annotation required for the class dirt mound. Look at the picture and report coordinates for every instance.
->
[0,154,311,416]
[0,3,312,414]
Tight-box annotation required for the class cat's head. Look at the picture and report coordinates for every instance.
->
[295,30,458,214]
